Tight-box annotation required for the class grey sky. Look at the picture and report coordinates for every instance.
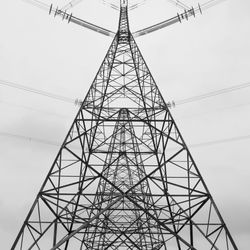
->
[0,0,250,249]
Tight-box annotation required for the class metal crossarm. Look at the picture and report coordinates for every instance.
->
[133,5,202,37]
[49,4,116,37]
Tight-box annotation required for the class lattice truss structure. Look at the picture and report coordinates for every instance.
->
[12,0,238,249]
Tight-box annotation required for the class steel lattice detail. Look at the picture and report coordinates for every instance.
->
[12,1,238,249]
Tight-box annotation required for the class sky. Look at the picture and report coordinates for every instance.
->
[0,0,250,249]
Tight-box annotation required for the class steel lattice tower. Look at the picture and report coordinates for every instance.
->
[12,0,238,249]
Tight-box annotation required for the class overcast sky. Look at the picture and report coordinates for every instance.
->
[0,0,250,249]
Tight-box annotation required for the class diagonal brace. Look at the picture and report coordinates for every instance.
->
[50,195,123,250]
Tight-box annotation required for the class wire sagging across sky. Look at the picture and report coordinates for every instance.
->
[165,0,190,10]
[2,131,250,149]
[201,0,228,11]
[175,81,250,106]
[61,0,84,11]
[0,132,60,146]
[1,78,250,108]
[0,79,74,104]
[190,134,250,148]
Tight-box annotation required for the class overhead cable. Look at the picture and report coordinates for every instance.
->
[190,134,250,148]
[165,0,190,10]
[21,0,48,11]
[133,0,229,37]
[0,100,71,119]
[0,132,59,146]
[2,78,250,108]
[175,82,250,106]
[61,0,84,11]
[2,131,250,148]
[129,0,148,11]
[100,0,119,11]
[0,79,74,103]
[201,0,228,11]
[21,0,116,37]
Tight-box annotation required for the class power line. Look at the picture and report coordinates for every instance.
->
[100,0,119,10]
[21,0,48,11]
[201,0,228,11]
[0,100,72,119]
[175,100,250,121]
[61,0,84,11]
[2,78,250,108]
[164,0,190,10]
[1,130,250,148]
[175,82,250,106]
[0,132,60,146]
[0,79,75,104]
[190,134,250,148]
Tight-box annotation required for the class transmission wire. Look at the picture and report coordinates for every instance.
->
[61,0,84,11]
[201,0,228,11]
[0,100,72,119]
[175,82,250,106]
[2,131,250,148]
[164,0,190,10]
[1,78,250,107]
[0,79,75,104]
[191,134,250,148]
[0,132,60,146]
[14,0,247,149]
[21,0,48,11]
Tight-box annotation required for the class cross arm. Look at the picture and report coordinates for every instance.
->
[132,5,202,38]
[21,1,116,38]
[50,5,116,37]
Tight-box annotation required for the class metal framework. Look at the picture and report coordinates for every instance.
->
[12,0,238,249]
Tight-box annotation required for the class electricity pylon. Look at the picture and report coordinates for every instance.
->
[12,0,238,249]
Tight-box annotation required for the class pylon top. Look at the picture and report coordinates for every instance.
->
[118,0,130,41]
[121,0,128,8]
